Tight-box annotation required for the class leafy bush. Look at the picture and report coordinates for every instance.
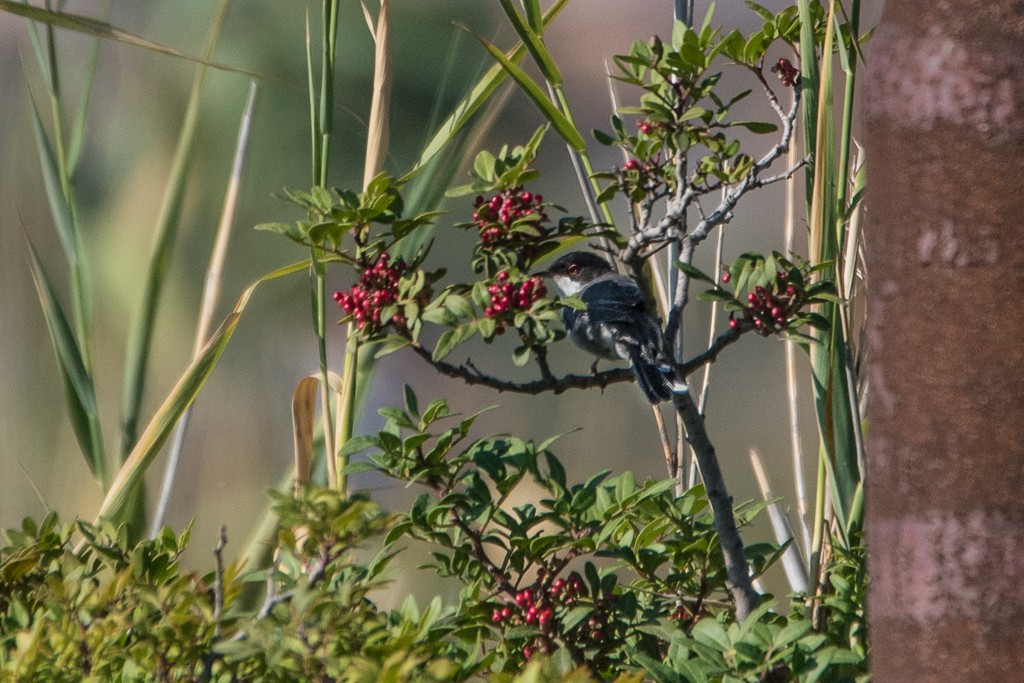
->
[1,400,866,681]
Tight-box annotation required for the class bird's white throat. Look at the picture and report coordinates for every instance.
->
[550,275,583,297]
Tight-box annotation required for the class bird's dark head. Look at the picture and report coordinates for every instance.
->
[536,251,614,297]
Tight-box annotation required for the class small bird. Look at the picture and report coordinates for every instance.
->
[537,251,687,404]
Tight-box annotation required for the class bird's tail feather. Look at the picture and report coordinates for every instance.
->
[630,355,686,404]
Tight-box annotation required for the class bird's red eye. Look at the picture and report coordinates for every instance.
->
[567,264,580,276]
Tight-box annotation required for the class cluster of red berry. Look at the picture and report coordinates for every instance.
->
[491,572,587,659]
[484,271,547,335]
[725,270,802,336]
[771,57,799,87]
[472,188,548,247]
[333,252,407,333]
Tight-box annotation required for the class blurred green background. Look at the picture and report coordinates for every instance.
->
[0,1,841,599]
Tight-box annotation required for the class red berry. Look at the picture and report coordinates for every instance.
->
[721,272,731,283]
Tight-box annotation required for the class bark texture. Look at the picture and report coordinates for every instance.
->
[865,2,1024,680]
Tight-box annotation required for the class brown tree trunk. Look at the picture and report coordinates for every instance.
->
[865,3,1024,681]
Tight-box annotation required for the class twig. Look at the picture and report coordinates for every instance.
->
[213,526,227,633]
[450,512,517,596]
[200,526,229,682]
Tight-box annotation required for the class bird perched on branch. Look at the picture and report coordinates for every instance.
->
[537,251,687,404]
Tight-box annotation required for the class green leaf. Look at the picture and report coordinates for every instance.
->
[339,461,377,475]
[561,606,593,632]
[558,295,586,311]
[255,221,307,243]
[443,293,476,319]
[473,149,497,182]
[744,0,776,23]
[730,120,778,134]
[692,618,732,652]
[698,289,735,303]
[591,128,616,146]
[339,434,379,457]
[512,345,532,367]
[676,261,716,284]
[432,323,477,362]
[774,618,812,647]
[373,336,411,358]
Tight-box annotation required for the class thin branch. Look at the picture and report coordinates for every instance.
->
[406,337,633,394]
[663,85,804,341]
[623,75,803,278]
[671,389,759,620]
[403,324,747,398]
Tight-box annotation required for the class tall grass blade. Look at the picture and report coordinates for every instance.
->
[750,449,808,593]
[120,0,231,462]
[796,0,820,210]
[308,0,342,496]
[783,139,811,560]
[0,0,259,76]
[149,81,259,537]
[478,36,585,152]
[66,31,101,173]
[807,2,858,531]
[23,236,106,484]
[414,0,570,172]
[24,13,94,371]
[306,12,319,185]
[95,260,316,524]
[26,92,79,282]
[497,0,563,86]
[362,0,391,191]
